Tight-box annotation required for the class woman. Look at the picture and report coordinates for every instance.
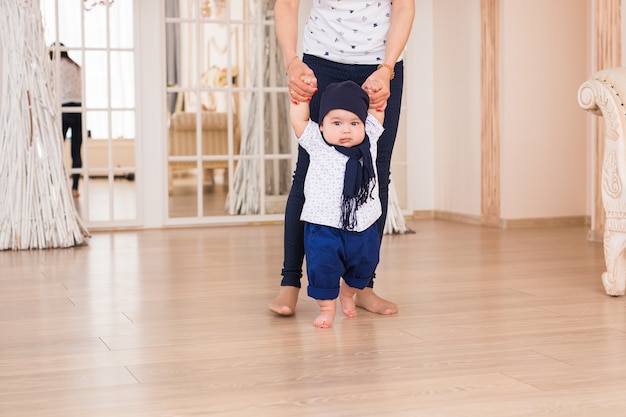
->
[50,43,83,198]
[269,0,415,316]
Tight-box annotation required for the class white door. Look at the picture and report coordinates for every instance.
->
[43,0,140,229]
[164,0,294,225]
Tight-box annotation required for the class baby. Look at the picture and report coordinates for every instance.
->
[289,80,385,328]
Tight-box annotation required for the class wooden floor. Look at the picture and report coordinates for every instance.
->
[1,219,626,417]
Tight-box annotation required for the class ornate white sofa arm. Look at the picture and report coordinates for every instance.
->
[578,67,626,296]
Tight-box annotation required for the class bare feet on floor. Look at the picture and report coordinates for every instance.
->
[72,189,80,198]
[314,299,336,328]
[339,284,358,318]
[268,286,300,316]
[354,287,398,315]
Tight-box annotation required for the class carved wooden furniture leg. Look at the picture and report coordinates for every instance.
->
[602,227,626,296]
[579,68,626,296]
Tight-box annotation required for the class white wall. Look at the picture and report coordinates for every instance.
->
[404,0,436,212]
[500,0,590,219]
[432,0,482,217]
[413,0,591,222]
[137,0,167,228]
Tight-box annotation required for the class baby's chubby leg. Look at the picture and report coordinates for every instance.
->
[339,283,358,318]
[314,299,337,328]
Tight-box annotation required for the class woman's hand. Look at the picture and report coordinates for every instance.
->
[287,58,318,104]
[363,69,390,112]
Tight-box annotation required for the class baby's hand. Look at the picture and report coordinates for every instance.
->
[363,79,383,95]
[300,74,317,87]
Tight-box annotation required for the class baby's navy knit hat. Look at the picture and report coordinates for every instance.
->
[319,80,369,124]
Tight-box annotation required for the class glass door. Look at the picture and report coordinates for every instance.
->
[165,0,293,223]
[43,0,139,228]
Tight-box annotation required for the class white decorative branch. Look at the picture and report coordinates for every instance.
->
[0,0,90,250]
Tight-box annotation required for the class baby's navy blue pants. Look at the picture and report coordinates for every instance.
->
[304,223,380,300]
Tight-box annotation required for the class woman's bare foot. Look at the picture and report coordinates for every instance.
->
[72,189,80,198]
[339,284,358,318]
[268,286,299,316]
[354,287,398,315]
[314,299,336,328]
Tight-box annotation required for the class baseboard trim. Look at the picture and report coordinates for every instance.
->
[434,211,482,225]
[499,216,590,228]
[411,210,435,220]
[410,211,591,229]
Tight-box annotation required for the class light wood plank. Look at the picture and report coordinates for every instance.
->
[1,220,626,416]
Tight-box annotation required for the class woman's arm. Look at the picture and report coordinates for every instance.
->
[274,0,300,70]
[381,0,416,74]
[363,0,415,110]
[274,0,317,103]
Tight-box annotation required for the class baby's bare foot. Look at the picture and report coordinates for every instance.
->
[339,284,357,318]
[268,286,299,316]
[314,299,336,328]
[355,287,398,315]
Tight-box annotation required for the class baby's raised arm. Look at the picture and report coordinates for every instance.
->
[289,99,310,139]
[368,104,385,126]
[289,75,317,138]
